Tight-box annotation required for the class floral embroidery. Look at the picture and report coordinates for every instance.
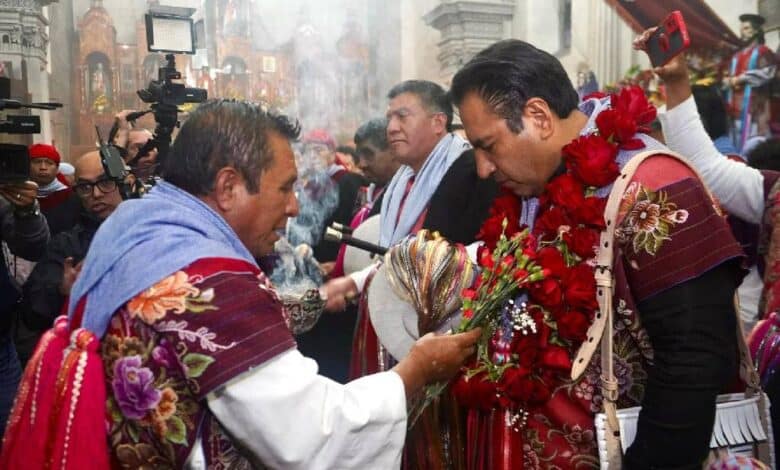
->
[128,271,200,323]
[104,270,225,465]
[112,355,161,420]
[102,262,294,468]
[151,388,179,438]
[616,182,689,256]
[615,298,653,362]
[115,443,169,470]
[562,424,596,455]
[154,320,237,352]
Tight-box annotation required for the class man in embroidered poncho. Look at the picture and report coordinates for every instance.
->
[449,40,745,468]
[52,101,480,468]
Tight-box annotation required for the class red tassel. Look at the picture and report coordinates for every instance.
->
[0,317,110,470]
[1,316,69,468]
[47,328,110,470]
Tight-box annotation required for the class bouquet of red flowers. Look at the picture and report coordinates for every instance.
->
[409,222,548,424]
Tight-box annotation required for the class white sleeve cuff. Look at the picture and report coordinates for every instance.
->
[207,349,407,470]
[348,263,377,293]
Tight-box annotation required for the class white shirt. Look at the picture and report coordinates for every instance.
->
[185,349,407,469]
[658,95,765,224]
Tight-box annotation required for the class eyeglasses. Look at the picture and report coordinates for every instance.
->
[74,178,117,197]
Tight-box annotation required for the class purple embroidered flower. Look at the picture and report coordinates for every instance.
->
[112,355,161,420]
[151,344,172,367]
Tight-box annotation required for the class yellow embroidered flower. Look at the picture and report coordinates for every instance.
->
[128,271,200,324]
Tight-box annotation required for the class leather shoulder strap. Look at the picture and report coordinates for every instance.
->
[570,148,761,408]
[571,149,661,381]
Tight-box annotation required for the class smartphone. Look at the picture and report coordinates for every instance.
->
[0,144,30,185]
[645,11,690,68]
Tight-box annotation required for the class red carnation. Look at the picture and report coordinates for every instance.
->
[596,108,638,145]
[611,86,657,128]
[529,277,563,311]
[573,196,607,229]
[563,264,598,310]
[501,367,534,402]
[540,345,572,371]
[452,372,500,410]
[545,173,585,209]
[461,288,477,301]
[563,226,600,259]
[477,189,521,250]
[534,206,573,240]
[479,247,495,270]
[536,246,567,278]
[513,335,539,368]
[557,310,591,342]
[563,135,619,188]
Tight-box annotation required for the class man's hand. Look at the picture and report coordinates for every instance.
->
[0,181,38,208]
[320,276,358,312]
[59,257,83,296]
[392,328,482,398]
[319,261,336,277]
[112,109,136,148]
[723,75,743,90]
[633,27,690,109]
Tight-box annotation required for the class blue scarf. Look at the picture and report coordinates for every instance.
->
[68,181,256,337]
[379,133,470,247]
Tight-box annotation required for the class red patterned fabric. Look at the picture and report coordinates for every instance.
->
[100,257,295,468]
[463,155,743,468]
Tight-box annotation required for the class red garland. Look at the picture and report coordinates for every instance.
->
[455,86,656,412]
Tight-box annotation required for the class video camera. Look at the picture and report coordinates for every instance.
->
[100,5,207,199]
[0,77,62,185]
[133,6,206,175]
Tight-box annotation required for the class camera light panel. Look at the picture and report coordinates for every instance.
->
[147,15,194,54]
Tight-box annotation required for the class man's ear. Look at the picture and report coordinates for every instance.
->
[211,167,243,212]
[523,97,555,140]
[431,112,448,135]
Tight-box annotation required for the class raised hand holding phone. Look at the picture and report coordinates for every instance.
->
[645,11,691,68]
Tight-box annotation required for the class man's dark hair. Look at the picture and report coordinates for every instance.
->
[450,39,579,132]
[387,80,453,132]
[691,85,729,140]
[335,145,359,164]
[747,138,780,171]
[740,14,766,45]
[162,100,300,195]
[354,118,389,151]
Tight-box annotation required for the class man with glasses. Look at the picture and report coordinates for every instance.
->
[20,150,123,362]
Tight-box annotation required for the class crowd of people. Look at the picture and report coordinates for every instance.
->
[0,14,777,470]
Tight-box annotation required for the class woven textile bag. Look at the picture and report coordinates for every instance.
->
[570,150,775,469]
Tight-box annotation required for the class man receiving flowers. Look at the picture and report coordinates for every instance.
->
[448,40,745,469]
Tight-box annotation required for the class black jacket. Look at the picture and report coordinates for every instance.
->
[41,191,81,236]
[368,149,498,243]
[0,196,49,323]
[21,210,102,331]
[297,149,496,383]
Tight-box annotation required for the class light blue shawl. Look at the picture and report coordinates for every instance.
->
[68,181,256,337]
[379,133,470,247]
